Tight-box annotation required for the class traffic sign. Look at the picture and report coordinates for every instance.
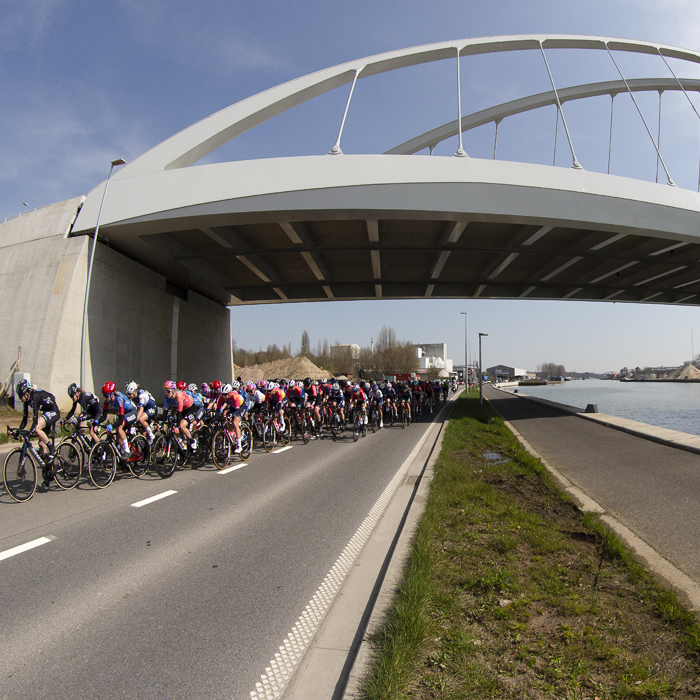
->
[467,368,473,376]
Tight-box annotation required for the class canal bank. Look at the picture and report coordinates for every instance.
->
[486,383,700,611]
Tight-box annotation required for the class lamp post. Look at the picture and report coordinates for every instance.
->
[460,311,467,386]
[479,332,488,405]
[80,158,127,390]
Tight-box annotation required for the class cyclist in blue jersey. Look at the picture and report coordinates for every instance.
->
[100,381,138,458]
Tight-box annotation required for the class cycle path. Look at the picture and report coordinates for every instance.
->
[484,384,700,610]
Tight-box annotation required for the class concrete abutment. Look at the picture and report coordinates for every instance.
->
[0,199,233,411]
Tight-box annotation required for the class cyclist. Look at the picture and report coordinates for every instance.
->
[125,381,158,444]
[186,383,206,423]
[16,379,60,486]
[369,384,384,428]
[221,384,245,453]
[64,383,104,445]
[303,378,322,428]
[398,381,412,425]
[267,382,286,426]
[163,380,198,452]
[328,380,345,426]
[351,384,368,426]
[100,381,139,459]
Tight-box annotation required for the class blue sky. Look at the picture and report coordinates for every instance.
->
[3,0,700,373]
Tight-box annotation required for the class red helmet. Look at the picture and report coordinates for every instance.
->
[164,380,176,390]
[176,381,187,390]
[102,381,116,396]
[210,380,222,390]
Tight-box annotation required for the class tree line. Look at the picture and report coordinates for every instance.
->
[233,325,419,377]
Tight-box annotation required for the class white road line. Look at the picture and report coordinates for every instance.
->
[0,536,52,562]
[273,446,293,454]
[217,463,248,474]
[131,490,177,508]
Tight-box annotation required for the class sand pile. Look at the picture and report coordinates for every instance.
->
[672,363,700,380]
[234,356,328,384]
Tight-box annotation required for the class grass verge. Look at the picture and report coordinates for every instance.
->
[359,391,700,699]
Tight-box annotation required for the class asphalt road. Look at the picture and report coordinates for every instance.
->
[485,385,700,585]
[0,410,442,699]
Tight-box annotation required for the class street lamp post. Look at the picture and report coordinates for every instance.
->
[80,158,126,390]
[460,311,467,386]
[479,333,488,405]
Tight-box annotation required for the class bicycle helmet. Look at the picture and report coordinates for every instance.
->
[125,380,138,394]
[102,381,116,396]
[246,382,256,393]
[221,383,232,394]
[288,380,295,388]
[303,377,311,387]
[67,382,78,397]
[312,380,318,386]
[210,380,222,390]
[16,379,30,396]
[164,380,176,390]
[187,383,198,393]
[259,380,267,390]
[352,384,359,393]
[371,384,378,391]
[176,381,187,391]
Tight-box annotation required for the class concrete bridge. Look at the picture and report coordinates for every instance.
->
[4,34,700,407]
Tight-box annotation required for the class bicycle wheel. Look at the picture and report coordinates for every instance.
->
[388,405,395,427]
[402,406,407,429]
[263,420,276,452]
[371,410,378,433]
[331,412,339,438]
[127,435,150,477]
[280,417,291,446]
[239,424,252,461]
[3,448,37,502]
[300,415,310,445]
[190,430,208,469]
[361,414,367,438]
[353,415,360,442]
[153,436,178,478]
[54,439,82,489]
[88,441,117,488]
[212,429,232,469]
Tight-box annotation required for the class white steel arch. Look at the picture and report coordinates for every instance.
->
[112,35,700,179]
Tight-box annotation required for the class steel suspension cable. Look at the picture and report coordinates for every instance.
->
[539,41,581,169]
[605,43,675,186]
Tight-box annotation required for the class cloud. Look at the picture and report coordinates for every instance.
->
[118,0,277,75]
[0,0,65,51]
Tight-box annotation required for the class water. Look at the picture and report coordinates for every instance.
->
[505,379,700,436]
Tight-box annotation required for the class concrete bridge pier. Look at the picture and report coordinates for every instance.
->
[0,199,233,412]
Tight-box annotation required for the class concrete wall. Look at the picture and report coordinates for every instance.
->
[0,198,233,412]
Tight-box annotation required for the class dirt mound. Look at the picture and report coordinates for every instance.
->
[234,356,328,384]
[672,363,700,380]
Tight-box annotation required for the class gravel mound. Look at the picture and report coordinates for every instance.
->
[234,356,328,384]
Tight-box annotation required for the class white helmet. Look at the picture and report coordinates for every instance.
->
[187,383,198,393]
[221,383,233,394]
[125,381,138,394]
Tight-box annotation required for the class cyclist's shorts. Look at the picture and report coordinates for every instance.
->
[41,410,60,428]
[122,410,138,427]
[145,405,158,420]
[182,406,198,425]
[83,405,104,422]
[231,405,246,419]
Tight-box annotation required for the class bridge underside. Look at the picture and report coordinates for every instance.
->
[72,156,700,309]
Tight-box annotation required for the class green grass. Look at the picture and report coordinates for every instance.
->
[358,391,700,699]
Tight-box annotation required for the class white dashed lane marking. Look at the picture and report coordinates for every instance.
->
[273,446,293,454]
[131,490,177,508]
[0,536,53,562]
[217,463,248,474]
